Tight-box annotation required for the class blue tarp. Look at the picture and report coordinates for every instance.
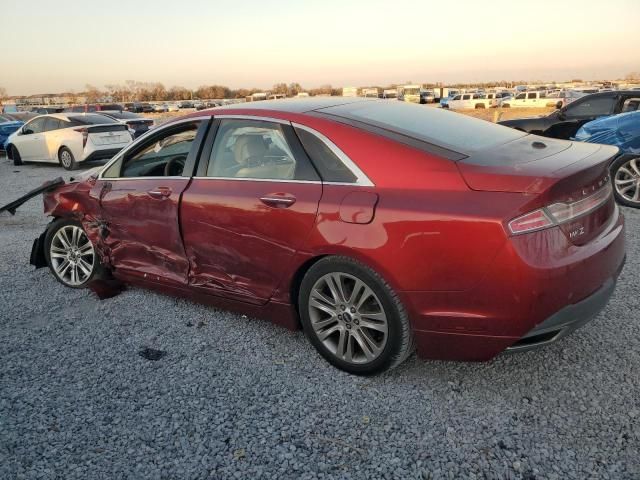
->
[574,110,640,155]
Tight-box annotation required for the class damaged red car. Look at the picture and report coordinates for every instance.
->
[29,98,626,374]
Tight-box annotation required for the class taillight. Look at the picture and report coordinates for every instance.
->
[546,184,612,223]
[508,209,554,234]
[508,183,612,235]
[74,128,88,148]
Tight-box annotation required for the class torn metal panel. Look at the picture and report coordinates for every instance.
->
[0,177,65,215]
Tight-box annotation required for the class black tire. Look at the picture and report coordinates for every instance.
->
[502,103,510,108]
[11,145,23,166]
[58,146,77,170]
[610,155,640,208]
[298,256,414,375]
[475,104,485,109]
[45,218,102,288]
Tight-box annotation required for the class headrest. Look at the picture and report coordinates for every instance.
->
[234,135,266,166]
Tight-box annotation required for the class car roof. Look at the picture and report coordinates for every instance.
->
[210,96,373,114]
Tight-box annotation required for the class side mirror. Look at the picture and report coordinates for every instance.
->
[21,127,32,135]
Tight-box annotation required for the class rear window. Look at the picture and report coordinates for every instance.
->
[317,101,525,154]
[67,114,117,126]
[114,111,141,119]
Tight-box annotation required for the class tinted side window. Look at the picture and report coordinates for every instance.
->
[621,98,640,112]
[295,127,357,183]
[206,120,306,181]
[565,97,614,117]
[44,118,63,131]
[24,118,46,134]
[527,93,536,99]
[516,93,526,99]
[117,122,200,178]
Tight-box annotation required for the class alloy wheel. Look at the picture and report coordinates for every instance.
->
[60,150,73,169]
[308,272,388,365]
[614,158,640,204]
[49,225,95,286]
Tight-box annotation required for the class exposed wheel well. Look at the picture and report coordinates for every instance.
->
[290,255,330,318]
[6,144,14,160]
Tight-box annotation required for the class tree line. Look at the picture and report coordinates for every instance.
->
[2,72,639,105]
[83,81,341,102]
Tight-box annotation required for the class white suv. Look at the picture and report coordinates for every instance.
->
[6,113,133,170]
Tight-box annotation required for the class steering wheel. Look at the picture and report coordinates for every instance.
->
[164,155,187,176]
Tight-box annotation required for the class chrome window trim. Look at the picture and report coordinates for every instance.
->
[213,114,290,125]
[291,122,374,187]
[97,116,210,180]
[192,176,321,184]
[100,176,186,182]
[190,176,365,187]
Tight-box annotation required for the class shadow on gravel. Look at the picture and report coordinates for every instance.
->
[138,347,166,361]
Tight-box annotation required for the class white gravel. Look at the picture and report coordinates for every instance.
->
[0,155,639,479]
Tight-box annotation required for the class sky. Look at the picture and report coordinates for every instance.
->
[1,0,639,96]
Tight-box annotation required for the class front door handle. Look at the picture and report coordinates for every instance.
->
[148,187,172,199]
[259,194,297,208]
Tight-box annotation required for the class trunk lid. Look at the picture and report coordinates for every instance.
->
[457,135,619,246]
[457,136,618,194]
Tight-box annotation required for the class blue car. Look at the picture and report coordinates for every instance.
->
[0,120,24,152]
[575,110,640,208]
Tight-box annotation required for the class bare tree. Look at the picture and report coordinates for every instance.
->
[84,84,102,103]
[0,87,7,105]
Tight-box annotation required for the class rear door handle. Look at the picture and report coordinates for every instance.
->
[148,187,172,199]
[259,194,297,208]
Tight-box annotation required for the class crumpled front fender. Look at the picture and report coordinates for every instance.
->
[43,180,112,268]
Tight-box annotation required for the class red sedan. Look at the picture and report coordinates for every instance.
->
[31,98,626,374]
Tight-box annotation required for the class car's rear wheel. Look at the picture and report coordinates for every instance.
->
[45,219,99,288]
[11,145,23,166]
[502,103,511,108]
[58,147,76,170]
[298,257,413,375]
[611,156,640,208]
[475,103,485,109]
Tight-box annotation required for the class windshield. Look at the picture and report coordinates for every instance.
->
[317,100,526,154]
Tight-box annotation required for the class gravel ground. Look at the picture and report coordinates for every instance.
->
[0,154,638,480]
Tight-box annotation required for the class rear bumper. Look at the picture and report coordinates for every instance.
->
[405,206,626,361]
[506,257,624,352]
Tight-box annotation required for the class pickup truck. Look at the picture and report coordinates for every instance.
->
[499,91,558,108]
[447,93,495,110]
[499,90,640,139]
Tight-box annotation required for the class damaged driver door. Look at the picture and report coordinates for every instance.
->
[95,119,207,286]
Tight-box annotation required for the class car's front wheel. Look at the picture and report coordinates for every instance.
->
[298,257,414,375]
[45,219,99,288]
[58,147,77,170]
[611,156,640,208]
